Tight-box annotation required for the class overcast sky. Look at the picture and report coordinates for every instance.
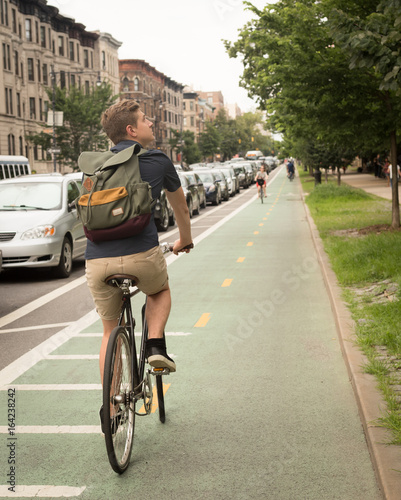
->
[52,0,270,112]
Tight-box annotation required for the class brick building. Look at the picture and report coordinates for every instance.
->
[0,0,121,173]
[119,59,184,160]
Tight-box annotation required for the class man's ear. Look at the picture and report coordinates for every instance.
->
[126,124,137,138]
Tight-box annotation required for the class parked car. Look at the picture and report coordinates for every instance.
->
[241,162,255,186]
[154,189,175,232]
[218,166,239,196]
[182,171,206,209]
[230,164,249,189]
[212,169,230,201]
[178,173,200,217]
[0,173,86,278]
[195,170,222,205]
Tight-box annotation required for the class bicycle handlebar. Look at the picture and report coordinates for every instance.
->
[160,242,194,254]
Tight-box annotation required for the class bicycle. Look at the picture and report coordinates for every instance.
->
[257,178,265,203]
[102,242,192,474]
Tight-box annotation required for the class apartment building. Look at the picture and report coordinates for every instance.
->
[119,59,184,160]
[183,89,215,142]
[197,90,225,116]
[0,0,121,173]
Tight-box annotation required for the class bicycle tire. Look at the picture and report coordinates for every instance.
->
[155,375,165,423]
[103,326,135,474]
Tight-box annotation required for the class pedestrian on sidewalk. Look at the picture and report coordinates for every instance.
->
[383,158,390,187]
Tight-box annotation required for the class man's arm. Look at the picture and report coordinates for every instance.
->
[165,187,193,254]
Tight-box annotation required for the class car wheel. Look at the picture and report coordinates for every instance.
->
[53,237,72,279]
[188,198,193,218]
[156,203,169,231]
[201,194,207,208]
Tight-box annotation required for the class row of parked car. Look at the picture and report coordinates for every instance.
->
[0,156,280,278]
[154,156,280,231]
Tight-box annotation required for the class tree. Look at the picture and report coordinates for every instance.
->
[27,83,116,170]
[199,121,221,160]
[225,0,400,227]
[329,0,401,227]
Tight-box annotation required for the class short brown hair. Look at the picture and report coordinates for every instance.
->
[101,99,140,145]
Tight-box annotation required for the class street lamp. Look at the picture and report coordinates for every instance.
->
[49,65,101,172]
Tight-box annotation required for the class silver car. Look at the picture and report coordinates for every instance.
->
[0,173,86,278]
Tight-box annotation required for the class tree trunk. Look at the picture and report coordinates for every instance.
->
[390,130,400,229]
[337,167,341,186]
[324,169,328,183]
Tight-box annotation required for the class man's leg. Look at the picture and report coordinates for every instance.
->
[99,318,118,383]
[145,286,176,372]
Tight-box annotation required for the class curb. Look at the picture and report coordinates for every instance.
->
[301,190,401,500]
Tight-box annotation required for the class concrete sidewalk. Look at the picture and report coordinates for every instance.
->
[341,171,399,200]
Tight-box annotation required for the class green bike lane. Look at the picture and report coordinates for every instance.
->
[0,169,382,499]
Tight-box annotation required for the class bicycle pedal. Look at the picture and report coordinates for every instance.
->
[150,367,170,376]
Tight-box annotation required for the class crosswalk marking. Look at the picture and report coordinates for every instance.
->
[0,384,102,391]
[0,426,99,434]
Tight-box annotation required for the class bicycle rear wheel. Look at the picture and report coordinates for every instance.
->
[155,375,165,423]
[103,326,135,474]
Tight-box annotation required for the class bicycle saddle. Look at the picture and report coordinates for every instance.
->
[105,274,138,288]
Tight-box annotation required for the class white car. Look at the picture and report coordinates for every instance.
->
[0,174,86,278]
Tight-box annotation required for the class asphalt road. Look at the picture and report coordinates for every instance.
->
[0,168,383,499]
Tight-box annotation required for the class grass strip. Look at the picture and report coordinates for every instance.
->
[300,168,401,444]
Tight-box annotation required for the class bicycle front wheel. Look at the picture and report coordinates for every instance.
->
[103,326,135,474]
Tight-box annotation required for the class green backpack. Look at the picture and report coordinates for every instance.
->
[76,143,155,242]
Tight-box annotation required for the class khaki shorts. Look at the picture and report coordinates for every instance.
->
[85,246,168,321]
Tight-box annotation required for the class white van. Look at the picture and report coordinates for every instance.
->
[0,156,31,180]
[245,150,263,160]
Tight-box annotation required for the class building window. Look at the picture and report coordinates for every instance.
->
[76,43,80,62]
[58,36,64,56]
[25,18,32,41]
[14,50,18,74]
[2,43,10,70]
[40,26,46,47]
[83,49,89,68]
[42,63,48,85]
[85,80,90,94]
[35,21,39,43]
[102,50,106,69]
[190,101,194,111]
[37,60,41,82]
[29,97,36,119]
[2,0,8,26]
[27,58,34,80]
[19,136,23,155]
[122,77,129,92]
[11,8,16,32]
[134,77,139,91]
[90,51,93,68]
[39,98,42,121]
[190,116,194,127]
[16,92,21,117]
[70,74,76,87]
[8,134,15,155]
[69,41,74,61]
[60,71,66,89]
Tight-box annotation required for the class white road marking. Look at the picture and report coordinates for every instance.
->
[0,323,71,334]
[0,276,87,329]
[0,384,101,391]
[46,355,99,360]
[0,426,99,434]
[0,485,86,497]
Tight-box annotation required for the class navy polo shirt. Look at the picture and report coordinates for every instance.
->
[85,140,181,260]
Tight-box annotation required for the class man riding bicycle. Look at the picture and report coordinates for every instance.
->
[255,165,269,198]
[287,159,295,179]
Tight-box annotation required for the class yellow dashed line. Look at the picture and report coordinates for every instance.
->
[254,231,259,235]
[194,313,211,327]
[259,223,264,227]
[138,383,171,415]
[237,257,245,263]
[221,279,233,288]
[247,242,254,247]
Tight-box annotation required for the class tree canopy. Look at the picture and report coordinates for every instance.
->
[225,0,400,227]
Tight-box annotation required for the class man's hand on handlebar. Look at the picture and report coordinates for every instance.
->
[172,240,194,255]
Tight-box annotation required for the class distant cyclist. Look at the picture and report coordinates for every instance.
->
[255,165,269,198]
[287,159,295,180]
